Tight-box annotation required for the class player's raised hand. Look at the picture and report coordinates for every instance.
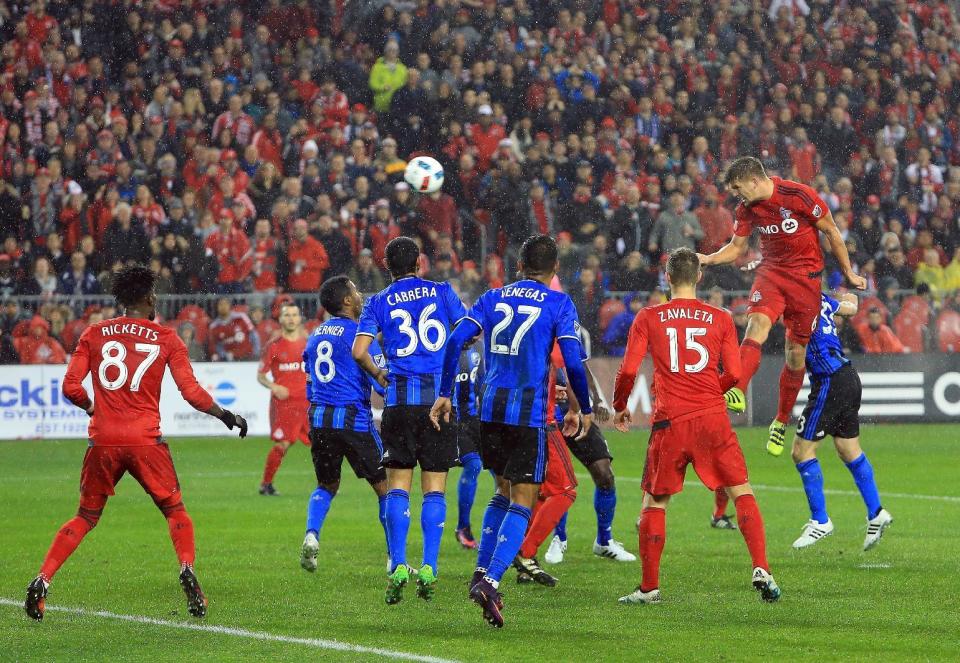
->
[613,409,632,433]
[695,252,710,266]
[847,272,867,290]
[429,397,452,431]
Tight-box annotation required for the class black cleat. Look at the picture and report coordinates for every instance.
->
[259,483,278,496]
[24,576,48,621]
[469,578,505,628]
[179,566,208,618]
[512,556,557,586]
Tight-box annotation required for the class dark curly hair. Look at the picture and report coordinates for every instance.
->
[112,265,157,310]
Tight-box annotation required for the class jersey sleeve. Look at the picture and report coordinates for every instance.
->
[554,294,580,341]
[733,204,751,237]
[62,327,93,410]
[718,311,742,393]
[463,292,487,330]
[369,338,387,397]
[823,294,840,316]
[257,339,273,375]
[356,294,381,338]
[613,310,648,412]
[443,283,468,325]
[167,333,216,412]
[795,182,828,224]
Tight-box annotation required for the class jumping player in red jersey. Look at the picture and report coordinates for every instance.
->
[697,157,866,455]
[257,302,308,496]
[24,266,248,622]
[612,248,780,605]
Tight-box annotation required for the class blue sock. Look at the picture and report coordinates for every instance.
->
[555,512,568,541]
[796,458,829,524]
[385,489,410,571]
[476,494,510,572]
[594,487,617,546]
[305,487,333,538]
[457,453,482,530]
[845,453,882,519]
[378,494,389,557]
[485,504,533,585]
[421,491,446,573]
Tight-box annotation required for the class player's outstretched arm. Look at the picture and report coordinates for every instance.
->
[816,215,866,290]
[697,234,748,267]
[352,334,388,388]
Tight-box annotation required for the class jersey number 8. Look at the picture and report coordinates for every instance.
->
[314,340,336,383]
[390,303,446,357]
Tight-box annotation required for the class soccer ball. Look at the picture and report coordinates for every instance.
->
[404,155,445,193]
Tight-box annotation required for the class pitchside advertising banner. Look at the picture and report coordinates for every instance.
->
[2,355,957,440]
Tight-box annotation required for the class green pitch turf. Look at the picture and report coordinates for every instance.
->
[2,424,958,662]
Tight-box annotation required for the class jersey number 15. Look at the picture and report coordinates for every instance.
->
[665,327,708,373]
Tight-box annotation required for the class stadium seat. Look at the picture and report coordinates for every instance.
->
[892,311,925,353]
[935,309,960,352]
[598,298,625,333]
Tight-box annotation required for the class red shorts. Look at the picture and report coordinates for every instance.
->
[540,426,578,498]
[748,267,821,345]
[270,400,310,445]
[641,412,748,496]
[79,444,181,509]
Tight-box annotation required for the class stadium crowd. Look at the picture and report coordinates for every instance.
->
[2,0,960,364]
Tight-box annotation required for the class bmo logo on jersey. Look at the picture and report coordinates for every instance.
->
[759,208,799,235]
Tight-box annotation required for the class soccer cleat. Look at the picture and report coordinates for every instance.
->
[300,532,319,572]
[258,483,278,496]
[766,420,786,456]
[24,576,48,621]
[724,387,746,414]
[512,556,557,587]
[863,508,893,551]
[792,519,834,549]
[710,515,738,530]
[618,586,662,605]
[515,569,533,584]
[455,527,478,550]
[469,578,504,628]
[385,565,410,605]
[416,564,437,601]
[751,567,781,602]
[593,539,637,562]
[544,536,567,564]
[179,565,208,618]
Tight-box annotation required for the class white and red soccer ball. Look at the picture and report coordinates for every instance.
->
[404,155,445,193]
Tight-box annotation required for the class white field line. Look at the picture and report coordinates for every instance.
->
[0,598,459,663]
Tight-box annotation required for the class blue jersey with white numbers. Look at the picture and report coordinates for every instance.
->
[453,342,484,419]
[304,317,384,433]
[806,294,851,379]
[466,279,582,428]
[357,276,467,407]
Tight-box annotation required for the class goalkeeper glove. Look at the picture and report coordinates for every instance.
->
[219,409,249,438]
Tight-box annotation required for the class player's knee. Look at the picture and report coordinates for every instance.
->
[834,439,862,464]
[590,461,615,490]
[792,439,817,464]
[564,488,577,503]
[745,314,772,340]
[320,481,340,496]
[155,494,186,517]
[785,344,807,369]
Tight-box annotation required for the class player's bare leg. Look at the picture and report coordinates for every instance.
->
[726,484,780,602]
[768,339,807,457]
[710,487,737,530]
[725,312,772,414]
[260,440,292,495]
[619,491,668,605]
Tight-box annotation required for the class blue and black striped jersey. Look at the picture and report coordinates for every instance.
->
[453,342,483,419]
[806,293,851,379]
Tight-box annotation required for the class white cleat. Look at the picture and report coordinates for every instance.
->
[300,532,319,572]
[751,567,781,602]
[863,509,893,551]
[792,519,834,549]
[544,535,567,564]
[618,587,662,605]
[593,539,637,562]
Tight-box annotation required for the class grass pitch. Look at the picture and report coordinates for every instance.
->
[1,424,958,662]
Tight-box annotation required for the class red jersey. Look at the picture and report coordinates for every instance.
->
[733,177,827,275]
[258,335,307,403]
[62,317,215,446]
[208,312,258,360]
[613,299,740,424]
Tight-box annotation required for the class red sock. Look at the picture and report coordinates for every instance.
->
[736,339,762,391]
[734,494,769,571]
[163,504,196,566]
[40,514,95,581]
[713,488,729,519]
[519,491,575,559]
[262,444,287,484]
[638,507,666,592]
[776,365,806,424]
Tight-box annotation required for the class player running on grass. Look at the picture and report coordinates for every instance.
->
[300,277,390,572]
[431,234,593,628]
[613,248,780,605]
[788,292,893,550]
[25,265,248,622]
[697,157,866,455]
[352,237,467,604]
[257,302,308,496]
[452,339,485,550]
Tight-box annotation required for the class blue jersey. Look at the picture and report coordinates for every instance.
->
[465,279,582,428]
[806,294,851,379]
[304,317,384,433]
[357,276,467,407]
[453,343,484,419]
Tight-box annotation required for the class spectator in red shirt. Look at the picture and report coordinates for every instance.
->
[857,308,906,354]
[212,95,256,147]
[468,104,506,171]
[14,315,66,365]
[251,218,280,293]
[208,297,260,361]
[695,185,734,255]
[787,127,820,185]
[204,210,252,294]
[416,188,459,250]
[251,114,284,173]
[286,218,329,293]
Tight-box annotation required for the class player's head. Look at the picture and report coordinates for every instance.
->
[385,236,420,279]
[320,275,362,320]
[112,264,157,319]
[517,234,558,281]
[665,247,701,292]
[278,302,302,332]
[723,156,769,203]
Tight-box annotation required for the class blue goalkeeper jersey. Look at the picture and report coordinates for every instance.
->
[806,293,851,379]
[465,279,582,428]
[304,317,384,433]
[453,342,484,419]
[357,276,467,407]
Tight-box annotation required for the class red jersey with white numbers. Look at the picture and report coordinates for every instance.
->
[733,177,827,275]
[63,317,215,446]
[258,335,307,403]
[613,300,740,423]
